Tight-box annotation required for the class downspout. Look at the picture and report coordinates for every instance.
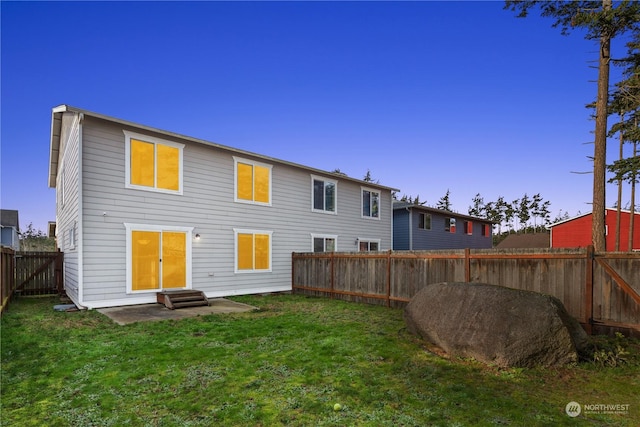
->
[77,113,86,309]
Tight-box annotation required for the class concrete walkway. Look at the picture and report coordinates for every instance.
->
[97,298,258,325]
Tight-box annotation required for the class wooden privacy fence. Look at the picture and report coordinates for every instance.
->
[1,250,64,313]
[15,251,64,296]
[292,247,640,336]
[1,247,16,313]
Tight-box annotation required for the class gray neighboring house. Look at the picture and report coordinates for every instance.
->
[393,202,493,250]
[48,105,398,309]
[1,209,20,251]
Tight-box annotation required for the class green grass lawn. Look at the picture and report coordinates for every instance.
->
[1,294,638,426]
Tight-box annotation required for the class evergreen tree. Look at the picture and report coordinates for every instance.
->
[505,0,640,251]
[468,193,485,217]
[437,189,452,211]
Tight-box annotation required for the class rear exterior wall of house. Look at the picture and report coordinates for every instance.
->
[58,114,394,308]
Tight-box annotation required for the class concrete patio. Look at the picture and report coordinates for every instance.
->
[97,298,258,325]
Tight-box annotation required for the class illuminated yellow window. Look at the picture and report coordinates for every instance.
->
[127,224,191,293]
[235,230,272,272]
[162,232,186,288]
[132,230,160,291]
[125,131,183,193]
[235,158,271,204]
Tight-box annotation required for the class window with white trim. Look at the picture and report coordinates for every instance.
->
[312,176,337,214]
[362,187,380,219]
[358,239,380,252]
[234,157,272,205]
[445,218,456,233]
[312,234,337,252]
[419,213,431,230]
[124,131,184,194]
[234,229,272,273]
[464,221,473,235]
[67,223,76,250]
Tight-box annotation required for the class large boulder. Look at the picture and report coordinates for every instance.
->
[404,282,589,368]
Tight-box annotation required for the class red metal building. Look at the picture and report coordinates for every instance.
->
[548,208,640,251]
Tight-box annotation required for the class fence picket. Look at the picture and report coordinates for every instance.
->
[292,248,640,336]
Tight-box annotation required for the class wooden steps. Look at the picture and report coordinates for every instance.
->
[157,290,209,310]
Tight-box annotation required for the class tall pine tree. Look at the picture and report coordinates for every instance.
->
[505,0,640,250]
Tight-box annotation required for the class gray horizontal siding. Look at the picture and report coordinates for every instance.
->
[409,209,492,250]
[80,117,393,304]
[56,113,81,303]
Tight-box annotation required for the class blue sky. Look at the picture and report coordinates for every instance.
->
[1,1,633,232]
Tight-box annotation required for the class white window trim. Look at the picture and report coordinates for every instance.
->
[419,212,432,231]
[361,186,381,220]
[67,224,76,250]
[311,175,338,215]
[357,237,381,252]
[124,130,185,195]
[311,233,338,252]
[465,221,473,235]
[124,223,194,294]
[233,228,273,273]
[233,156,273,206]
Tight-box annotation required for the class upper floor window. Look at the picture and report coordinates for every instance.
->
[312,234,337,252]
[419,213,431,230]
[482,224,491,237]
[445,218,456,233]
[234,157,271,205]
[465,221,473,235]
[124,131,184,194]
[362,187,380,219]
[312,176,337,214]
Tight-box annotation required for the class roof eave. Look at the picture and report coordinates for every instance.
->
[48,105,69,188]
[53,104,400,193]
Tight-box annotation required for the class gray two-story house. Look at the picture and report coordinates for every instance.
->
[49,105,397,309]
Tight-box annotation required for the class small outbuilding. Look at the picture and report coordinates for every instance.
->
[547,208,640,252]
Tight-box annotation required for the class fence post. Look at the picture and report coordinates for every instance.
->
[585,246,594,335]
[330,251,335,299]
[291,253,295,295]
[464,248,471,282]
[386,250,392,307]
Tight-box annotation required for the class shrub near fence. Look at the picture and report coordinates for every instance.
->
[292,248,640,336]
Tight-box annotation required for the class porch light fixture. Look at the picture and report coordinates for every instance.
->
[195,233,201,241]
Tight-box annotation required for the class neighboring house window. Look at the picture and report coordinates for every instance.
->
[234,157,272,205]
[419,213,431,230]
[445,218,456,233]
[362,187,380,219]
[124,131,184,194]
[358,239,380,252]
[482,224,491,237]
[312,234,337,252]
[234,229,272,272]
[312,176,337,214]
[465,221,473,235]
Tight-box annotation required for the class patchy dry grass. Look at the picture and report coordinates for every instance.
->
[1,294,638,426]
